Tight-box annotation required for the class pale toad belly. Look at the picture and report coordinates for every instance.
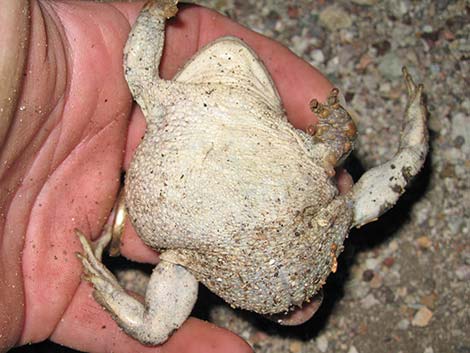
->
[125,88,338,251]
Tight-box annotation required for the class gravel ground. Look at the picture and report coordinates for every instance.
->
[12,1,469,352]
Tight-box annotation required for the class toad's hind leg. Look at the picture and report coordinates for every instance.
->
[351,68,428,227]
[76,230,198,345]
[307,88,358,175]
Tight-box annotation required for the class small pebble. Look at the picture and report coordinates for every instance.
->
[289,341,302,353]
[250,331,269,344]
[339,30,355,43]
[291,35,310,55]
[357,54,373,70]
[372,40,391,56]
[383,286,396,303]
[378,52,403,79]
[420,293,438,309]
[441,29,455,41]
[389,240,399,252]
[365,258,380,270]
[397,318,410,330]
[440,163,456,179]
[422,24,433,33]
[287,6,299,18]
[430,63,441,74]
[319,5,352,31]
[397,287,408,298]
[455,265,470,281]
[369,273,383,289]
[383,257,395,267]
[386,0,410,17]
[362,269,374,282]
[348,346,360,353]
[379,82,392,94]
[358,321,368,335]
[310,49,325,64]
[383,269,401,287]
[349,280,371,299]
[416,236,432,250]
[316,335,329,353]
[452,113,470,155]
[361,293,380,309]
[412,307,433,327]
[436,0,451,10]
[240,329,251,340]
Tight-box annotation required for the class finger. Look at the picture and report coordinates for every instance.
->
[120,219,160,263]
[51,282,252,353]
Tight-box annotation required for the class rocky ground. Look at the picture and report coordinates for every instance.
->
[13,0,469,352]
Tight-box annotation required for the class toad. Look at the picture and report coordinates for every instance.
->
[76,0,428,345]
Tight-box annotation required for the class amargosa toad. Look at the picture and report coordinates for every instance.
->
[76,0,428,345]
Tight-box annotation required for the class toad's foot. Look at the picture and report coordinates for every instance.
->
[307,88,357,173]
[75,230,198,345]
[351,67,428,227]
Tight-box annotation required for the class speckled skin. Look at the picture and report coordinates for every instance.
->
[76,0,428,345]
[124,3,353,315]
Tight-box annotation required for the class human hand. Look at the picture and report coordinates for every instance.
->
[0,1,351,352]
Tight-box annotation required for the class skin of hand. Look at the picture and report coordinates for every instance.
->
[0,0,353,352]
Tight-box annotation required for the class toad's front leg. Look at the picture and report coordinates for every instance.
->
[351,68,428,227]
[76,230,198,345]
[306,88,357,175]
[123,0,178,117]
